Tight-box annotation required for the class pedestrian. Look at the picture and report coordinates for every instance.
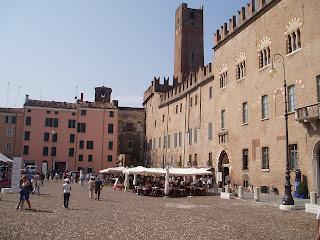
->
[63,178,71,209]
[88,176,95,199]
[95,177,103,200]
[33,172,41,195]
[16,176,31,210]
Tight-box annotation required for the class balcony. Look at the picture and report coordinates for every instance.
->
[296,103,320,131]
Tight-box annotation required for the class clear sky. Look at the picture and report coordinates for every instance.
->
[0,0,249,108]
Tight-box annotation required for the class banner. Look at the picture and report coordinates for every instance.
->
[11,157,22,192]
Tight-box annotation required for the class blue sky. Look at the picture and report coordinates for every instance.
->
[0,0,248,108]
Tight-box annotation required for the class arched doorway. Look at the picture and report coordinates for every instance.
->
[218,151,230,188]
[312,140,320,194]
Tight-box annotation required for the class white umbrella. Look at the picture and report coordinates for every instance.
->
[169,167,212,176]
[99,166,126,174]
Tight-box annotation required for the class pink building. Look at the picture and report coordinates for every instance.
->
[21,87,118,173]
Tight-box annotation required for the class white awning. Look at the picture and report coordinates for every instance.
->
[0,153,13,163]
[99,166,127,174]
[168,168,212,176]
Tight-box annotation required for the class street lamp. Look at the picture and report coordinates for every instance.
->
[269,53,295,210]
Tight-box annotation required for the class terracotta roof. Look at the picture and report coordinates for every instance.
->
[0,107,24,114]
[24,99,117,110]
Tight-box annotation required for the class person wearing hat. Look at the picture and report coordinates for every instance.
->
[63,178,71,208]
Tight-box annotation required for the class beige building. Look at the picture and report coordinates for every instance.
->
[0,108,24,159]
[143,0,320,194]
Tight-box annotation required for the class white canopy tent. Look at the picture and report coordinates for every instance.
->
[0,153,13,163]
[99,166,127,174]
[169,167,212,176]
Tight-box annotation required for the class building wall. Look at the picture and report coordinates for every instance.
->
[0,108,23,159]
[22,105,118,173]
[118,107,145,166]
[144,0,320,194]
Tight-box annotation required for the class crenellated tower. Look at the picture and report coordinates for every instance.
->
[174,3,204,82]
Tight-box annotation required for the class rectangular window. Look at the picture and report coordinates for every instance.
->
[158,137,161,149]
[242,102,248,124]
[47,111,51,114]
[243,149,249,170]
[78,154,83,161]
[180,103,182,112]
[5,116,9,123]
[80,109,86,116]
[288,85,296,112]
[54,111,58,115]
[163,135,167,148]
[69,148,74,157]
[188,154,192,166]
[77,123,86,133]
[194,154,198,166]
[195,95,198,105]
[167,135,171,148]
[209,87,212,98]
[52,133,58,142]
[42,146,48,156]
[179,132,182,147]
[208,123,213,140]
[24,131,30,140]
[176,105,178,114]
[88,155,93,162]
[289,144,298,170]
[5,143,11,150]
[261,95,268,119]
[108,124,114,134]
[87,141,94,149]
[221,110,226,130]
[153,138,156,150]
[44,132,49,142]
[25,116,32,126]
[11,116,16,124]
[72,112,76,116]
[68,119,76,128]
[51,147,56,157]
[194,127,198,143]
[189,129,192,145]
[262,147,269,169]
[7,129,14,137]
[108,141,113,150]
[107,155,113,162]
[69,134,75,143]
[53,118,59,127]
[45,118,52,127]
[79,140,84,149]
[190,98,193,107]
[109,111,114,117]
[174,133,178,148]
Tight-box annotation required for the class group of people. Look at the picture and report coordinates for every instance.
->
[16,171,44,210]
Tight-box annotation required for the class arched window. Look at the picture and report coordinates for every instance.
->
[258,37,271,69]
[285,18,302,54]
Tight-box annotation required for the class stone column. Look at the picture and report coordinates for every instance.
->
[238,186,243,199]
[254,187,260,202]
[310,192,317,205]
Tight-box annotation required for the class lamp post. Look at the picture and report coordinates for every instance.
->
[269,53,295,209]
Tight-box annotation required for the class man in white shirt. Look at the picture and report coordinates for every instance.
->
[63,178,71,208]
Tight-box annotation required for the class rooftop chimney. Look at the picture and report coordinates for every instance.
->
[25,94,29,103]
[80,93,84,101]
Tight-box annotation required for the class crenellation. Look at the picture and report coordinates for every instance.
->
[214,0,277,48]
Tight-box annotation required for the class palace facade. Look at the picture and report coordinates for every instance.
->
[143,0,320,194]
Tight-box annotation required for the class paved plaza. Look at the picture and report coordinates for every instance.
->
[0,182,317,240]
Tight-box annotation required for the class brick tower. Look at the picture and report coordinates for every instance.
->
[174,3,204,82]
[95,86,112,103]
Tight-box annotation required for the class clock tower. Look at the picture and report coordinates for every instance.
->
[174,3,204,82]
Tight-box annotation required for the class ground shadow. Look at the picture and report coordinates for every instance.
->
[25,208,54,213]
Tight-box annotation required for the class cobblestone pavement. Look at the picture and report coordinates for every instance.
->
[0,181,317,240]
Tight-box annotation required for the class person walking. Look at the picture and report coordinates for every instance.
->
[63,178,71,209]
[95,177,102,201]
[88,176,95,199]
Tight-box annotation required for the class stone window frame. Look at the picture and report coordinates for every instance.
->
[285,18,302,55]
[236,52,246,81]
[219,64,228,89]
[257,37,271,70]
[242,102,248,125]
[261,146,269,170]
[289,143,298,170]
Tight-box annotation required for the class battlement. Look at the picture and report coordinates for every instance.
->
[159,63,213,107]
[143,76,175,105]
[214,0,278,49]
